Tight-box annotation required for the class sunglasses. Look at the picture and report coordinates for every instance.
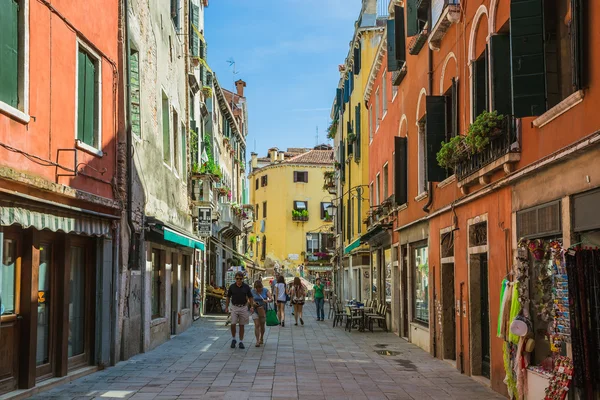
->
[235,277,243,280]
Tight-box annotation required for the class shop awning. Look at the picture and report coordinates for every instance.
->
[306,266,333,272]
[163,227,205,250]
[360,225,384,243]
[0,205,112,237]
[344,238,361,254]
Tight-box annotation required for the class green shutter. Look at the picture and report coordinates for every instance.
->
[355,104,361,160]
[510,0,546,117]
[162,96,170,163]
[130,50,141,137]
[426,96,447,183]
[571,0,584,90]
[353,43,361,75]
[394,137,408,205]
[387,19,399,72]
[451,78,458,137]
[0,0,19,108]
[406,0,418,36]
[190,3,200,57]
[181,126,187,179]
[343,78,349,103]
[349,71,354,95]
[490,34,512,117]
[78,50,97,147]
[394,6,406,64]
[473,54,487,118]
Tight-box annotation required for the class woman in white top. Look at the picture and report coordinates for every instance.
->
[274,275,288,327]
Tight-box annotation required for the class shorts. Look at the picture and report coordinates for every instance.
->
[230,304,249,326]
[277,300,286,304]
[292,300,305,305]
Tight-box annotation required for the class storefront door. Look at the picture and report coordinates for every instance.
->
[36,242,54,379]
[0,233,20,394]
[480,255,490,379]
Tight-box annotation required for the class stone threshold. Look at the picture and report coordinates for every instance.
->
[0,366,98,400]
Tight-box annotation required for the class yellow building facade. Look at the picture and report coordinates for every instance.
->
[248,147,335,278]
[331,6,385,301]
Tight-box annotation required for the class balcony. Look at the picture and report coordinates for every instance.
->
[218,203,242,239]
[408,25,429,55]
[323,171,337,194]
[456,116,520,194]
[392,63,407,86]
[428,0,461,51]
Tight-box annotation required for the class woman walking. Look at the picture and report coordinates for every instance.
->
[251,280,271,347]
[313,278,325,321]
[290,277,306,326]
[275,275,288,327]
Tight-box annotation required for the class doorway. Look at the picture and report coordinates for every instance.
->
[468,252,490,378]
[36,242,55,379]
[441,263,456,360]
[480,256,490,378]
[171,252,178,335]
[400,245,409,338]
[0,232,20,395]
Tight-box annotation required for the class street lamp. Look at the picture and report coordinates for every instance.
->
[326,204,337,217]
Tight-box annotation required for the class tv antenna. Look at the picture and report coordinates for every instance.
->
[227,58,240,91]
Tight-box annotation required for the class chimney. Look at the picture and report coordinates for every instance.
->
[269,149,277,163]
[251,152,258,169]
[279,152,285,161]
[235,80,246,97]
[363,0,377,14]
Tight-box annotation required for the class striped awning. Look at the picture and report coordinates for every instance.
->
[0,205,112,237]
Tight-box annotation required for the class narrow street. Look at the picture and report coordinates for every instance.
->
[32,303,502,400]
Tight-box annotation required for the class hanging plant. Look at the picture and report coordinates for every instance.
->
[347,132,357,143]
[464,110,505,154]
[327,120,338,139]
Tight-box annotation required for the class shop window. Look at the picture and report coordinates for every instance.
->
[151,249,162,319]
[37,244,51,366]
[182,255,189,309]
[76,44,101,150]
[510,0,585,117]
[413,245,429,325]
[385,247,392,304]
[1,237,16,315]
[68,247,86,357]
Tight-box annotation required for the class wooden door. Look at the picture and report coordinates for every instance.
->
[480,255,490,379]
[0,233,21,394]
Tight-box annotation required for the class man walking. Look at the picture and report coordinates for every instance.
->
[225,272,254,349]
[313,278,325,321]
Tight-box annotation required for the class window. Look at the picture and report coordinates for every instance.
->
[76,44,101,150]
[306,233,319,253]
[472,52,488,120]
[293,201,308,211]
[1,237,16,315]
[382,69,388,116]
[255,178,259,190]
[162,92,170,164]
[417,119,427,194]
[173,110,179,173]
[357,188,362,234]
[151,250,161,319]
[413,245,429,325]
[376,173,381,205]
[0,0,29,121]
[346,199,351,241]
[261,236,266,260]
[383,163,389,200]
[375,88,380,131]
[181,123,187,179]
[130,48,141,137]
[255,204,259,220]
[170,0,180,31]
[293,171,308,183]
[321,202,332,220]
[262,201,267,218]
[182,255,189,309]
[261,175,268,187]
[369,183,374,208]
[369,105,373,141]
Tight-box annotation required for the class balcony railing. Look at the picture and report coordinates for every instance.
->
[219,203,242,235]
[455,116,521,193]
[408,26,429,55]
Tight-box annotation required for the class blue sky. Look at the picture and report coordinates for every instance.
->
[205,0,362,157]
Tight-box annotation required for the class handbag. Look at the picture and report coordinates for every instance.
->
[266,303,279,326]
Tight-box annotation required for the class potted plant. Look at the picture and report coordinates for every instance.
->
[249,235,256,245]
[436,135,467,169]
[334,161,341,170]
[464,110,504,153]
[347,131,357,143]
[300,209,309,221]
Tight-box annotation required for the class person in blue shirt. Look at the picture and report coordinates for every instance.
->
[251,280,272,347]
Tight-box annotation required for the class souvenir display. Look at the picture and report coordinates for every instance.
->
[544,356,573,400]
[550,246,570,352]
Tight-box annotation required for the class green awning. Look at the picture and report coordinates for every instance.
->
[163,227,205,250]
[344,238,361,254]
[360,225,384,243]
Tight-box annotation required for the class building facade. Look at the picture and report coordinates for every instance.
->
[333,0,600,397]
[0,0,120,394]
[248,147,335,278]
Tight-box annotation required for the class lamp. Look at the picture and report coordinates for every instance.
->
[326,204,337,217]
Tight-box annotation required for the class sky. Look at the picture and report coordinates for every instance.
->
[205,0,362,157]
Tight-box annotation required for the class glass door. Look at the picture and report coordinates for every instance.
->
[68,246,87,367]
[36,243,54,378]
[0,233,20,395]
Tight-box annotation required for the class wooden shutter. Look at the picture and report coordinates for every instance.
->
[255,179,258,190]
[340,140,345,182]
[181,126,187,178]
[451,78,458,137]
[0,0,19,108]
[190,3,200,57]
[473,54,488,119]
[406,0,419,37]
[171,0,180,28]
[490,35,512,117]
[387,19,399,72]
[571,0,585,90]
[343,78,349,103]
[130,51,141,137]
[510,0,546,117]
[336,89,342,114]
[425,96,447,182]
[353,43,361,75]
[78,50,96,147]
[293,171,298,182]
[394,6,406,64]
[394,137,408,205]
[349,71,354,95]
[355,105,361,160]
[303,172,308,182]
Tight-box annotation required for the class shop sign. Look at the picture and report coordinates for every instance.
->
[288,254,299,260]
[198,207,212,237]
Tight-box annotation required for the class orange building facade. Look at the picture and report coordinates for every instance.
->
[341,0,600,397]
[0,0,120,394]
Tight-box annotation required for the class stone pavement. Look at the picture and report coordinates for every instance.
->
[32,302,505,400]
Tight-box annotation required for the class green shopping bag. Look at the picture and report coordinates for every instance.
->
[266,304,279,326]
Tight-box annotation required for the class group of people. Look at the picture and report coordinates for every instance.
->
[224,271,326,349]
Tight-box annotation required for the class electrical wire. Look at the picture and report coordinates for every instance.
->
[0,142,74,171]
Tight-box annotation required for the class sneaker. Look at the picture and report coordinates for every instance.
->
[238,342,245,349]
[294,322,298,326]
[300,318,304,325]
[230,339,237,348]
[281,321,285,327]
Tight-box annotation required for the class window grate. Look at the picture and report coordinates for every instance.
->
[517,201,561,239]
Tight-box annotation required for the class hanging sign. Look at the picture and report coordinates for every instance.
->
[198,207,212,237]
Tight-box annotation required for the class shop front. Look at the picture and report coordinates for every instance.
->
[0,197,116,396]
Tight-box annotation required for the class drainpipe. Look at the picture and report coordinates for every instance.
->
[422,11,435,214]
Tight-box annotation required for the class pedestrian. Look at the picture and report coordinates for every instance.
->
[225,271,254,349]
[274,275,288,327]
[251,280,271,347]
[290,277,306,326]
[313,277,325,321]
